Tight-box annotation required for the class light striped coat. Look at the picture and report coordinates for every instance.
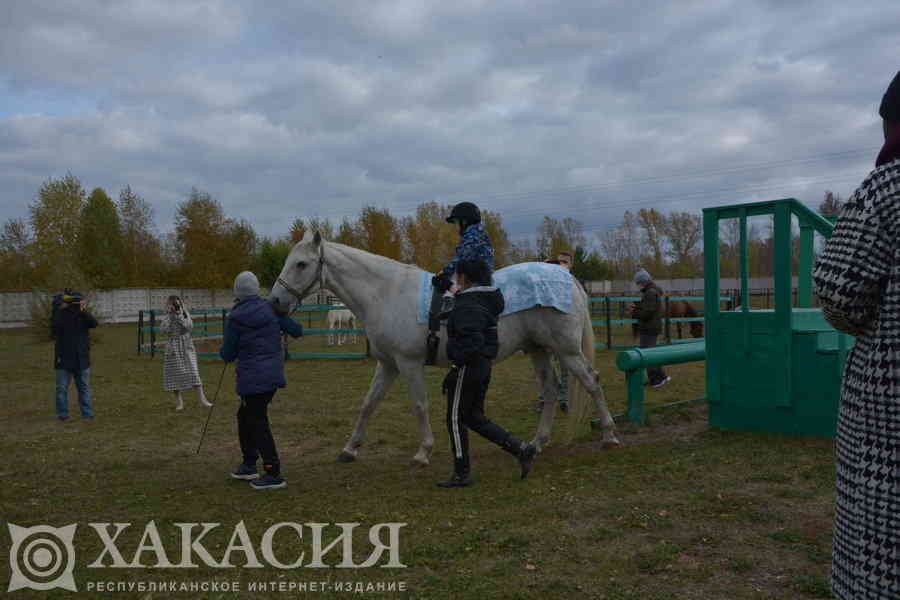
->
[162,310,202,392]
[813,157,900,600]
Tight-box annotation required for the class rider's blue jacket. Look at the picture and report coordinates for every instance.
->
[441,223,495,277]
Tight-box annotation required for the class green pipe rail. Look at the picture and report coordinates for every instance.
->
[589,295,732,350]
[138,305,369,359]
[599,341,706,426]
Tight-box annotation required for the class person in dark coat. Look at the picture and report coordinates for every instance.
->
[52,290,98,421]
[632,269,670,388]
[437,259,536,488]
[220,271,303,490]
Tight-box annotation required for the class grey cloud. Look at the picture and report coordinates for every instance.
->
[2,0,899,246]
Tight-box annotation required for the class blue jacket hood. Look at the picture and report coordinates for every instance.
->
[229,296,273,328]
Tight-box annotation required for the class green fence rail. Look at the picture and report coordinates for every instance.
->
[588,295,734,350]
[138,306,369,360]
[596,341,706,426]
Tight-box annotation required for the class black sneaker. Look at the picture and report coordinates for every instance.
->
[58,415,70,422]
[250,473,286,490]
[436,473,472,488]
[230,463,259,480]
[518,444,537,480]
[651,376,671,389]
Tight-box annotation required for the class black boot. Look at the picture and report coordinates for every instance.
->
[425,332,439,365]
[436,472,472,488]
[503,436,537,480]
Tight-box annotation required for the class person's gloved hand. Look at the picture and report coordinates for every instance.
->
[432,273,453,293]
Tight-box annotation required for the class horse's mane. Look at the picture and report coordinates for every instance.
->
[325,241,427,274]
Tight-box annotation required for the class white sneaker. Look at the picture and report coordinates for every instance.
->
[651,376,671,389]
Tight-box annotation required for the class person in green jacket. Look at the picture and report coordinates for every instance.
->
[632,269,670,388]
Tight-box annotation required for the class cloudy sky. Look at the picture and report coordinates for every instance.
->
[2,0,898,245]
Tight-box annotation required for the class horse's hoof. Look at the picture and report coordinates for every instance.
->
[410,456,430,468]
[601,439,622,450]
[337,452,356,463]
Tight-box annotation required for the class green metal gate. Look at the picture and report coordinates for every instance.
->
[702,198,853,437]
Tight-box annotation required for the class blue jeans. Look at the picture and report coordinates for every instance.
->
[55,368,93,418]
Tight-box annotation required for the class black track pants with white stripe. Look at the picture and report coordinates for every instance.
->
[443,358,513,476]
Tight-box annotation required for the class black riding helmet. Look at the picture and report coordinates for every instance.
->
[446,202,481,226]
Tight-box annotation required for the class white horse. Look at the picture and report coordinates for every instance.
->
[269,232,619,466]
[327,306,356,345]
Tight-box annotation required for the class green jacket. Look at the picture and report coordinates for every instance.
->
[636,283,664,335]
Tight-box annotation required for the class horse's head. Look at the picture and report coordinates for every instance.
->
[268,231,323,315]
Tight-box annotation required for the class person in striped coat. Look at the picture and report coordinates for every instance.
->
[162,295,211,411]
[813,71,900,600]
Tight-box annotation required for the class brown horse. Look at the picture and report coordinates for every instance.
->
[632,298,704,341]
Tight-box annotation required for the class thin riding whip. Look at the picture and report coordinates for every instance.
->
[196,361,229,454]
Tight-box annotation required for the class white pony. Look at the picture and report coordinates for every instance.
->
[326,306,356,345]
[269,232,619,466]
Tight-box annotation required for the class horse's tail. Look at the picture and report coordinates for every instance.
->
[561,287,599,443]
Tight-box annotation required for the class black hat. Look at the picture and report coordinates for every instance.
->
[879,71,900,123]
[447,202,481,224]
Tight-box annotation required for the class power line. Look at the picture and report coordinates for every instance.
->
[300,146,876,222]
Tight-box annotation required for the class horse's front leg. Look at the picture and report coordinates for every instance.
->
[529,349,557,451]
[338,360,399,462]
[397,359,433,467]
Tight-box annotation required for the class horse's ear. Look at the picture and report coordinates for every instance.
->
[313,231,322,246]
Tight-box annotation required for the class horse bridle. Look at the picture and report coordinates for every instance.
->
[276,243,325,308]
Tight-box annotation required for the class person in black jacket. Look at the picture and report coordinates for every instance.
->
[631,269,670,388]
[52,291,98,421]
[438,259,536,488]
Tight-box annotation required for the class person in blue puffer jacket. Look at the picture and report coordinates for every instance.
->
[220,271,303,490]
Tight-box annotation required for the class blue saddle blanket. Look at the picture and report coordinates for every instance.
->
[416,262,573,323]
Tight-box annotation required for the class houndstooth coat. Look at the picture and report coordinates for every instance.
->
[813,158,900,600]
[162,310,202,392]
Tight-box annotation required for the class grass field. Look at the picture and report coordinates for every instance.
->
[0,320,836,599]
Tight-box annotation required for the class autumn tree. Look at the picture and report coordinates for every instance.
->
[663,211,702,278]
[305,217,335,241]
[78,188,124,288]
[334,217,361,247]
[118,185,166,286]
[508,238,538,264]
[256,237,293,288]
[536,216,586,260]
[174,188,258,288]
[637,208,667,276]
[288,218,306,243]
[482,209,511,268]
[571,246,613,281]
[0,218,35,289]
[597,210,644,278]
[29,173,86,283]
[355,206,403,260]
[402,202,457,271]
